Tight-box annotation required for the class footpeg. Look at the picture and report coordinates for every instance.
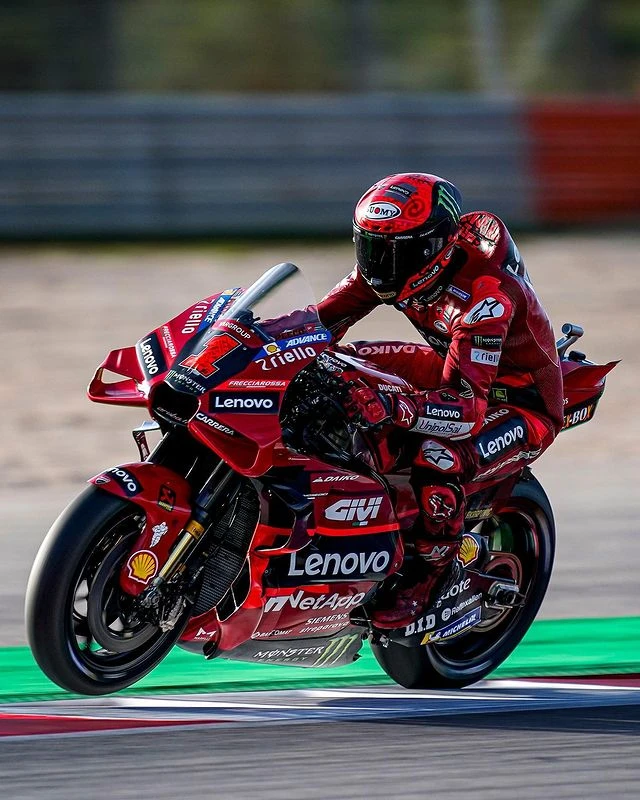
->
[486,581,525,608]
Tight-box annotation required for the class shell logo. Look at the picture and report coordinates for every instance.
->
[457,534,480,567]
[264,343,280,355]
[127,550,159,584]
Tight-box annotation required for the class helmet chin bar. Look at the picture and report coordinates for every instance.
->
[372,287,397,302]
[366,276,398,302]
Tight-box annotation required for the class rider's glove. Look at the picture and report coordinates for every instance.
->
[346,384,418,430]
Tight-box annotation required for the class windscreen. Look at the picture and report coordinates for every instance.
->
[165,263,330,395]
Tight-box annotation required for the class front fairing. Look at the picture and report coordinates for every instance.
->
[88,288,241,406]
[162,264,331,474]
[90,264,331,474]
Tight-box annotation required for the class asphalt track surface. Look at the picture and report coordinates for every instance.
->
[1,680,639,799]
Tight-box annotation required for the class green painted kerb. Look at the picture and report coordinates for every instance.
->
[1,616,639,704]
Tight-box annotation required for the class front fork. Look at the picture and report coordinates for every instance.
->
[92,424,239,608]
[150,459,239,587]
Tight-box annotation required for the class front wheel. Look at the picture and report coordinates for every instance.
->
[371,473,555,689]
[26,486,189,695]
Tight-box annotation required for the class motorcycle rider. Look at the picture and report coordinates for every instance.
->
[317,173,563,628]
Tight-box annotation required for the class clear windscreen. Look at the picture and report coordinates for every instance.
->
[165,263,330,394]
[217,262,321,338]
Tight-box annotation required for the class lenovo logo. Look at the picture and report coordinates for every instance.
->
[423,404,461,420]
[287,550,391,578]
[476,419,526,463]
[209,392,279,413]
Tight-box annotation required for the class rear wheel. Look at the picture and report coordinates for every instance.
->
[26,486,190,695]
[371,473,555,689]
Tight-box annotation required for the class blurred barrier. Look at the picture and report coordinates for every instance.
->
[0,94,637,239]
[528,100,640,224]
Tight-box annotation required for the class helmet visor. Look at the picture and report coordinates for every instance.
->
[355,230,397,286]
[354,227,445,293]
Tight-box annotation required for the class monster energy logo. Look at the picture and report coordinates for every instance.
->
[437,185,461,221]
[312,633,360,667]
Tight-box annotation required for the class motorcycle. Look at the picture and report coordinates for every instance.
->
[26,262,617,695]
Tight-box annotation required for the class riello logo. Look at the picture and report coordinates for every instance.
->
[324,497,383,525]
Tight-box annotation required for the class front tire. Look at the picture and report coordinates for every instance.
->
[371,473,555,689]
[26,486,189,695]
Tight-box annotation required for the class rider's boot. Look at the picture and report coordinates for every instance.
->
[372,483,464,629]
[372,534,462,628]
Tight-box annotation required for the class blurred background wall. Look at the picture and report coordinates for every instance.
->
[0,0,638,239]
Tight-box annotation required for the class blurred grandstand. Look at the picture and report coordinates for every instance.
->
[0,0,638,238]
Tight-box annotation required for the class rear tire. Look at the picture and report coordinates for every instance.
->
[371,473,555,689]
[26,486,188,695]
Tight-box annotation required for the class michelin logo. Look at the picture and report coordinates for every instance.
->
[423,607,482,644]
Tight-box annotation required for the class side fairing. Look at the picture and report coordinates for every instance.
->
[560,358,619,431]
[89,463,193,596]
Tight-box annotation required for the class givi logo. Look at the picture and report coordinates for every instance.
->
[325,497,383,525]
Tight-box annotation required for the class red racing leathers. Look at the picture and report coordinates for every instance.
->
[318,212,563,624]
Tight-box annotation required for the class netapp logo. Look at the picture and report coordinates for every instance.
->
[264,590,366,613]
[209,392,279,413]
[287,550,391,578]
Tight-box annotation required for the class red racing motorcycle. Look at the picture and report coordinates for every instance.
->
[26,263,617,694]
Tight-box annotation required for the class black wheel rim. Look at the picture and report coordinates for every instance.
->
[65,507,185,684]
[428,498,549,671]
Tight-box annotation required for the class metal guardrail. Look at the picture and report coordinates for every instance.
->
[0,94,532,238]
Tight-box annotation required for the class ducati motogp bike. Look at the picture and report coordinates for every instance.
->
[26,263,617,694]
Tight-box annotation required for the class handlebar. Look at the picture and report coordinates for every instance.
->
[556,322,584,358]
